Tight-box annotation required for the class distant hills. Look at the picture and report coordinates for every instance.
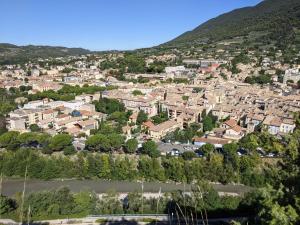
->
[0,43,91,65]
[1,0,300,65]
[165,0,300,48]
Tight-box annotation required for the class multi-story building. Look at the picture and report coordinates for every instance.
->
[283,68,300,84]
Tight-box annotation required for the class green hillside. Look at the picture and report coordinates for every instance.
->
[0,43,91,65]
[165,0,300,48]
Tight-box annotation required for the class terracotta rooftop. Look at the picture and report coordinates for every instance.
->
[149,120,179,132]
[193,136,231,145]
[142,120,155,128]
[224,119,238,128]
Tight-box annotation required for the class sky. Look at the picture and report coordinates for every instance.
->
[0,0,262,51]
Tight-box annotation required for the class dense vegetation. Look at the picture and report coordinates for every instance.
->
[244,74,272,85]
[0,142,272,187]
[28,84,117,102]
[2,148,300,225]
[1,183,245,222]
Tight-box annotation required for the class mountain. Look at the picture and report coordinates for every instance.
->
[165,0,300,48]
[0,43,91,65]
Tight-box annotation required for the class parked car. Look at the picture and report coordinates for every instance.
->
[267,152,276,158]
[196,151,204,158]
[237,148,248,156]
[168,148,181,156]
[256,148,266,157]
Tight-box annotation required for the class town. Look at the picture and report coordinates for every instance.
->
[1,0,300,224]
[1,49,300,157]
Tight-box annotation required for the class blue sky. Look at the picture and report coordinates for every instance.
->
[0,0,262,50]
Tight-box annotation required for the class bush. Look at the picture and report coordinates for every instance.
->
[181,151,196,160]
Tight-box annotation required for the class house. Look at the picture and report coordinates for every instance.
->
[122,125,132,139]
[193,136,231,148]
[221,119,245,140]
[221,119,238,129]
[283,68,300,84]
[55,117,81,131]
[7,108,43,130]
[75,93,100,103]
[65,127,82,136]
[79,103,96,112]
[149,119,182,140]
[224,125,244,140]
[42,109,58,120]
[32,82,62,92]
[280,118,296,134]
[75,119,99,136]
[165,66,186,74]
[245,114,265,133]
[129,112,138,124]
[31,69,40,77]
[263,115,282,135]
[55,114,71,122]
[7,117,26,131]
[141,120,155,133]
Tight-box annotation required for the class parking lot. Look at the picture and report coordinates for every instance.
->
[157,142,199,154]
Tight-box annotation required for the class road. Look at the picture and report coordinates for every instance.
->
[2,179,252,196]
[0,214,247,225]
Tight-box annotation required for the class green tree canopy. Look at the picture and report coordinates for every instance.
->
[125,139,138,154]
[49,134,73,152]
[141,140,160,158]
[136,110,148,125]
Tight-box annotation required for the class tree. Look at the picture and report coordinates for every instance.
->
[0,195,15,215]
[257,185,299,225]
[181,151,196,160]
[63,146,76,155]
[99,154,112,178]
[162,157,185,182]
[108,111,128,125]
[49,134,72,152]
[199,143,215,158]
[17,132,41,148]
[136,110,148,125]
[196,182,222,211]
[94,98,125,114]
[132,90,144,96]
[223,143,239,170]
[141,140,160,158]
[74,191,97,215]
[125,139,138,154]
[108,133,124,150]
[98,190,123,214]
[85,134,110,152]
[0,131,19,150]
[151,111,168,125]
[202,116,214,132]
[29,124,41,132]
[124,192,143,213]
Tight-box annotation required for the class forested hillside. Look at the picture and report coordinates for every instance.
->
[0,43,90,65]
[165,0,300,48]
